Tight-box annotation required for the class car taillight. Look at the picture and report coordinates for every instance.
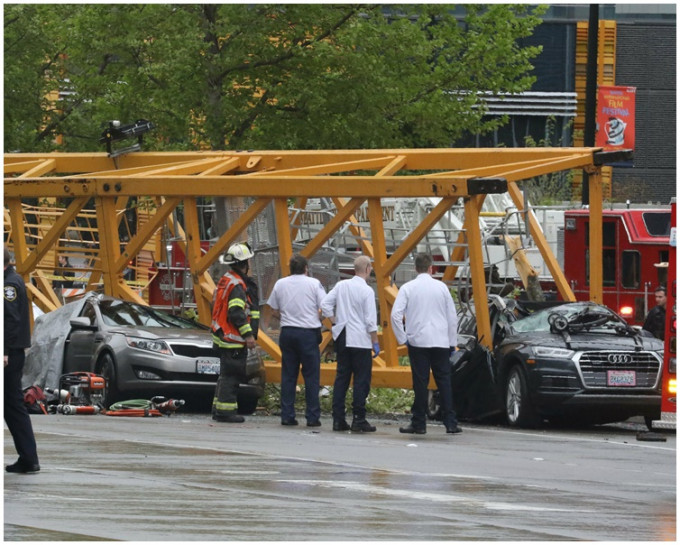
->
[619,305,634,318]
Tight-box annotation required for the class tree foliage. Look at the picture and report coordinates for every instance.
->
[4,4,546,152]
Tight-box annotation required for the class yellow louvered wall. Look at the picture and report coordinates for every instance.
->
[573,20,617,200]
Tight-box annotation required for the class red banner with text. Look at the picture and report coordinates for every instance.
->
[596,86,636,151]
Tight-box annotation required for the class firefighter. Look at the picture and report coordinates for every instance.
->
[210,242,260,423]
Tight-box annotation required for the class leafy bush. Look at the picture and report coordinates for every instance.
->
[258,383,414,416]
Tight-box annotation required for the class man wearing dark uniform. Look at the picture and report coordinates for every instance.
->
[4,248,40,474]
[643,286,667,341]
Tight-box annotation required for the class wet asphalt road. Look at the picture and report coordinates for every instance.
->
[4,413,676,541]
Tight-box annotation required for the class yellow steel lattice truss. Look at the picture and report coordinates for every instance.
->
[4,148,613,388]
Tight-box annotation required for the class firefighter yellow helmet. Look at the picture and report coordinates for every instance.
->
[221,242,254,265]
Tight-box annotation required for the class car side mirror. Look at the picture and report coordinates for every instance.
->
[70,317,97,330]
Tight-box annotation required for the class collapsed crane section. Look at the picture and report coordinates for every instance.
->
[4,148,619,387]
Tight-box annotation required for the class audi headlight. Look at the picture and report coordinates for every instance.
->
[126,336,171,355]
[531,346,575,359]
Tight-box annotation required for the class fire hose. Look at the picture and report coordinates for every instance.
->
[103,398,185,417]
[104,400,162,417]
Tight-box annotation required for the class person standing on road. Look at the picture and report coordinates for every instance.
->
[267,254,326,427]
[210,242,260,423]
[390,253,461,435]
[642,285,667,340]
[4,247,40,474]
[321,255,380,433]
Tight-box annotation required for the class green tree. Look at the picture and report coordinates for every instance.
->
[4,4,546,152]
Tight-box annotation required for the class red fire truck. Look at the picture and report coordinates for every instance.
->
[148,240,211,310]
[652,198,676,430]
[563,206,672,326]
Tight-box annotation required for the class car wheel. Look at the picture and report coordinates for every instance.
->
[427,389,442,420]
[504,365,540,428]
[97,353,120,408]
[237,392,259,415]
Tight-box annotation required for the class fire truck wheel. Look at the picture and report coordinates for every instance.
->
[426,389,442,421]
[504,365,540,429]
[97,353,120,408]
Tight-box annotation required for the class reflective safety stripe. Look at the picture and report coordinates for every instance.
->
[213,399,238,412]
[212,335,245,349]
[228,298,246,309]
[250,310,261,319]
[238,324,253,336]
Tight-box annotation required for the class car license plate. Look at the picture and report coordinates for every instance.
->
[196,358,221,374]
[607,370,636,386]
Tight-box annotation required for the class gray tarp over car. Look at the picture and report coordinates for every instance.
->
[23,295,91,391]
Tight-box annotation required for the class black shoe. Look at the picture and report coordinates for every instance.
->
[281,418,299,426]
[306,420,321,427]
[399,424,426,435]
[351,420,376,432]
[333,420,351,431]
[5,462,40,474]
[446,426,463,434]
[212,414,245,423]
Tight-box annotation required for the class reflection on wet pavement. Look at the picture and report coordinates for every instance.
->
[4,415,676,541]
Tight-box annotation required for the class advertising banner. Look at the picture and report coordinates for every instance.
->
[596,86,636,151]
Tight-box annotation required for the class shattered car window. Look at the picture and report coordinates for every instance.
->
[510,302,620,334]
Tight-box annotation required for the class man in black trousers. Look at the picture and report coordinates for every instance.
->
[4,247,40,474]
[390,253,462,435]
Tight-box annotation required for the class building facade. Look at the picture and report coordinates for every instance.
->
[460,4,676,205]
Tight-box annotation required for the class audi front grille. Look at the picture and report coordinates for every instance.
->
[577,351,661,388]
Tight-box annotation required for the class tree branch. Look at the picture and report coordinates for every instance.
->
[216,6,368,82]
[34,98,85,143]
[229,88,273,146]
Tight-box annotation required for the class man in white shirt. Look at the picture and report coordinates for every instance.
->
[321,255,380,433]
[390,253,462,435]
[267,254,327,427]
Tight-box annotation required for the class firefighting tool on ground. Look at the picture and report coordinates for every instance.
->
[103,397,186,417]
[56,404,101,415]
[58,372,106,408]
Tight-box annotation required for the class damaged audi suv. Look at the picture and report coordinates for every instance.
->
[451,296,664,428]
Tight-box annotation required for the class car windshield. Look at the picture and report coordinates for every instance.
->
[510,303,620,334]
[99,300,197,329]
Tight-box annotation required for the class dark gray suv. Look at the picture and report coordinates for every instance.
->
[451,296,664,428]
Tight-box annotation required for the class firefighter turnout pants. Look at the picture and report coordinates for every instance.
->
[212,347,248,418]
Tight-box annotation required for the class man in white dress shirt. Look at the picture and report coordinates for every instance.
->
[321,255,380,432]
[267,254,326,427]
[390,253,462,435]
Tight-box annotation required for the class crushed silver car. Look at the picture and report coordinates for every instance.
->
[24,293,265,412]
